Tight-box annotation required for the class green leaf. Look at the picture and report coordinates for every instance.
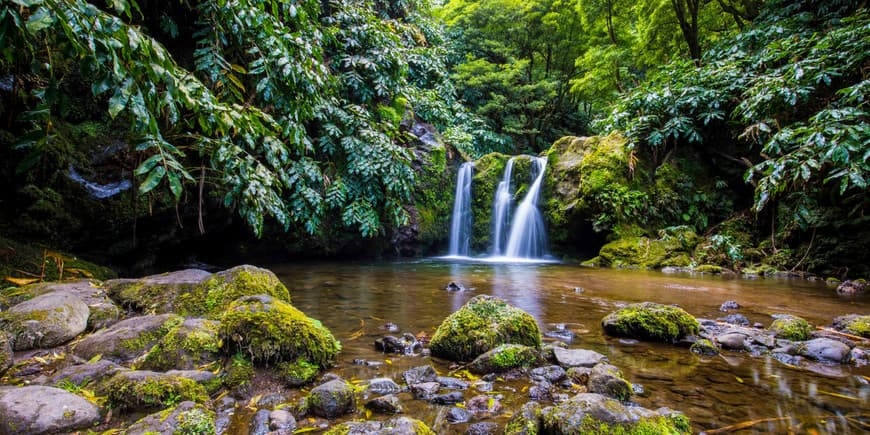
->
[167,171,182,200]
[25,7,54,33]
[135,154,162,176]
[139,166,166,193]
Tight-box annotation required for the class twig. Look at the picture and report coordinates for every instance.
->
[703,416,797,433]
[816,326,869,342]
[790,227,816,272]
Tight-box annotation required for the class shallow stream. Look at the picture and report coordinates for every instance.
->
[269,260,870,433]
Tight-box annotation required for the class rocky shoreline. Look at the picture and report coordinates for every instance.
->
[0,265,867,434]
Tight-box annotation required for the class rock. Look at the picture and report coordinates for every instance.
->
[833,314,870,338]
[255,393,287,409]
[719,300,741,312]
[141,318,221,371]
[431,391,464,405]
[49,360,126,386]
[5,281,120,330]
[531,365,567,383]
[324,417,435,434]
[366,394,403,414]
[2,291,89,350]
[73,313,182,363]
[469,344,540,374]
[429,295,541,362]
[0,331,12,374]
[836,279,868,295]
[403,365,438,386]
[106,269,212,313]
[437,376,469,390]
[446,406,472,423]
[214,396,236,434]
[566,367,592,385]
[466,422,500,434]
[98,370,208,410]
[540,393,691,434]
[716,332,749,350]
[601,302,699,342]
[552,347,608,368]
[588,363,632,401]
[125,401,215,435]
[690,339,720,356]
[369,377,402,395]
[304,379,356,419]
[504,401,542,434]
[544,323,577,342]
[375,333,422,354]
[768,315,812,341]
[219,295,339,370]
[529,384,553,401]
[411,382,441,400]
[798,338,851,363]
[445,282,466,291]
[719,313,750,326]
[466,394,503,416]
[0,385,101,434]
[850,347,869,366]
[250,409,271,435]
[270,409,297,432]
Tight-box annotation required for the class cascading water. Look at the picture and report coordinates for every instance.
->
[491,157,517,255]
[504,156,548,258]
[447,162,474,256]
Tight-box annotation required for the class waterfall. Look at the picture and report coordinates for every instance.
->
[491,157,517,256]
[504,156,548,258]
[447,162,474,256]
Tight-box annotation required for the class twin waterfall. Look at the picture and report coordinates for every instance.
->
[447,156,549,260]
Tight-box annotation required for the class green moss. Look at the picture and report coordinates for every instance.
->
[219,295,340,368]
[102,373,208,410]
[690,339,719,356]
[276,358,319,386]
[470,343,540,374]
[120,315,183,353]
[430,295,542,362]
[470,153,510,251]
[177,267,291,317]
[768,316,812,341]
[693,264,723,273]
[569,414,691,435]
[841,315,870,338]
[175,406,216,435]
[590,364,633,401]
[413,140,451,248]
[224,353,254,389]
[141,319,221,371]
[602,302,699,342]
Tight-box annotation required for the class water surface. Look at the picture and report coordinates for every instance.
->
[269,260,870,433]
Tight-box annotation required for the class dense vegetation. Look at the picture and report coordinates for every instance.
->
[0,0,867,276]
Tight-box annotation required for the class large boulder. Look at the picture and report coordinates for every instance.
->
[0,386,101,434]
[798,338,852,363]
[219,295,340,371]
[140,318,222,371]
[598,235,695,269]
[2,291,89,350]
[469,344,540,374]
[540,393,691,434]
[125,401,215,435]
[97,370,208,410]
[73,314,182,363]
[768,315,812,341]
[0,281,120,330]
[324,417,436,435]
[106,269,212,313]
[303,379,356,419]
[429,295,541,362]
[602,302,699,342]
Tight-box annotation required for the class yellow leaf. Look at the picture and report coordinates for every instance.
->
[4,276,39,286]
[365,409,372,419]
[294,428,319,433]
[64,268,93,278]
[735,376,743,383]
[384,359,392,365]
[34,356,48,364]
[88,354,102,364]
[455,403,466,409]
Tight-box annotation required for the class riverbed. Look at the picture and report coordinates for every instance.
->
[268,260,870,433]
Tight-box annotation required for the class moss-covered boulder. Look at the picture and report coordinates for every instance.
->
[768,315,812,341]
[73,314,182,363]
[324,417,436,435]
[1,281,120,330]
[540,393,691,434]
[98,370,208,410]
[106,269,212,314]
[219,295,339,369]
[1,291,89,350]
[833,314,870,338]
[504,401,544,435]
[598,236,692,269]
[429,295,541,362]
[602,302,699,343]
[140,318,222,371]
[125,401,216,435]
[587,363,632,401]
[690,339,720,356]
[303,379,356,419]
[469,344,541,374]
[0,331,12,374]
[0,386,102,434]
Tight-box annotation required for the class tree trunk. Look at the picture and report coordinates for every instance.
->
[670,0,702,63]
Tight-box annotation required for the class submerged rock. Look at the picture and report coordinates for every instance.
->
[125,401,215,435]
[768,315,812,341]
[469,344,540,374]
[368,377,402,395]
[366,394,403,414]
[2,291,89,350]
[719,300,741,312]
[429,295,542,362]
[836,280,867,295]
[602,302,699,342]
[324,417,435,434]
[719,313,750,326]
[403,365,438,386]
[0,385,101,434]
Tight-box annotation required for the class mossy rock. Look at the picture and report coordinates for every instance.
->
[588,363,632,401]
[324,417,436,435]
[690,339,719,356]
[469,153,510,251]
[276,358,320,387]
[469,344,541,374]
[223,353,255,390]
[504,401,543,435]
[1,281,120,330]
[175,265,291,317]
[303,379,356,419]
[833,315,870,338]
[73,314,183,363]
[106,269,213,314]
[99,371,208,410]
[0,331,12,374]
[219,295,340,368]
[540,393,691,435]
[598,236,689,269]
[693,264,723,274]
[601,302,699,343]
[429,295,541,362]
[1,291,90,350]
[125,401,216,435]
[768,315,812,341]
[140,318,222,371]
